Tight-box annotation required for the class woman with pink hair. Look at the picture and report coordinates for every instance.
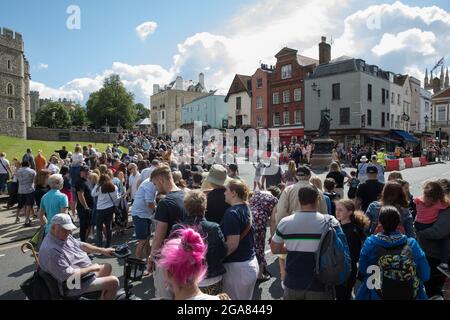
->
[158,228,228,300]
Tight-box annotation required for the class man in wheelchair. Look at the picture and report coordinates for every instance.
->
[38,214,119,300]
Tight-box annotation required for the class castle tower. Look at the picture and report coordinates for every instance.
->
[0,27,29,138]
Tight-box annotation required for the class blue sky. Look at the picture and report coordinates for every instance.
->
[1,0,450,105]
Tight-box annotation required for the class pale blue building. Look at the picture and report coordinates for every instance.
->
[181,92,228,130]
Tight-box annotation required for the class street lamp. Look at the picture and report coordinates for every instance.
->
[424,114,429,133]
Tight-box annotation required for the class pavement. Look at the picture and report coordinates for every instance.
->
[1,161,450,300]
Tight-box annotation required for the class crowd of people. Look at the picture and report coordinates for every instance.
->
[0,130,449,300]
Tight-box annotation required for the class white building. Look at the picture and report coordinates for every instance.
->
[224,74,252,128]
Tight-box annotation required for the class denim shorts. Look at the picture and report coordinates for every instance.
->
[132,216,152,240]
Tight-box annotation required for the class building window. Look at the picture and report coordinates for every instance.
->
[382,112,385,127]
[283,111,290,125]
[397,94,401,105]
[7,83,13,95]
[367,109,372,126]
[368,84,372,101]
[361,114,366,128]
[295,110,301,124]
[283,90,290,103]
[281,64,292,79]
[7,107,15,119]
[382,89,386,104]
[162,124,165,132]
[7,60,11,70]
[294,88,302,102]
[437,106,446,121]
[256,116,263,128]
[391,92,395,104]
[332,83,340,100]
[161,111,165,120]
[236,97,241,110]
[387,113,390,122]
[391,115,394,128]
[340,108,350,125]
[273,113,280,126]
[273,92,279,105]
[256,96,263,109]
[256,78,263,88]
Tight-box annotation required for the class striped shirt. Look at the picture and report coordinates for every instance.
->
[272,211,339,292]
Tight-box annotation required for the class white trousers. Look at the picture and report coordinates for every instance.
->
[222,256,259,300]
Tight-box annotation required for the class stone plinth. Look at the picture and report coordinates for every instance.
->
[310,138,335,171]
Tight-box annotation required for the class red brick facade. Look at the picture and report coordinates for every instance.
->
[268,48,317,143]
[251,67,272,129]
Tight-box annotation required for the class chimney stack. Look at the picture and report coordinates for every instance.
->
[319,36,331,65]
[175,76,183,90]
[199,73,205,90]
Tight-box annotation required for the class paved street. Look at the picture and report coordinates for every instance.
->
[1,161,450,300]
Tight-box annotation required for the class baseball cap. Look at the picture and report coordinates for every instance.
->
[367,166,378,174]
[296,165,311,177]
[371,154,377,160]
[51,214,77,231]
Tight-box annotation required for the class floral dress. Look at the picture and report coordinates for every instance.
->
[249,191,278,268]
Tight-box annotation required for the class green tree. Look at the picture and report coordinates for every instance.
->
[86,74,136,129]
[34,102,71,129]
[134,103,150,121]
[70,106,88,126]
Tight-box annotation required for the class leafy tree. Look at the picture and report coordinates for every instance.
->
[86,74,136,129]
[34,102,71,129]
[70,106,88,126]
[134,103,150,121]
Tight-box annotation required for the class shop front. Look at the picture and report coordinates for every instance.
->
[269,126,305,146]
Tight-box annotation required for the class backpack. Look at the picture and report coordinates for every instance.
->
[375,241,419,300]
[20,269,61,300]
[314,217,352,286]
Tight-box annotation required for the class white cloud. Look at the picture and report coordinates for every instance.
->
[34,1,450,105]
[30,80,84,102]
[37,63,48,70]
[371,28,436,56]
[136,21,158,41]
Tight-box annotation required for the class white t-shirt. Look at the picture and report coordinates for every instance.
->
[0,157,10,174]
[72,152,84,166]
[185,293,220,300]
[128,172,141,200]
[47,163,60,175]
[140,166,155,183]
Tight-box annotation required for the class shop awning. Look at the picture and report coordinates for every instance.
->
[368,136,401,144]
[368,136,385,142]
[389,130,419,143]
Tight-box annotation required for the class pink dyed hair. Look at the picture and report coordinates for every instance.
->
[157,228,207,286]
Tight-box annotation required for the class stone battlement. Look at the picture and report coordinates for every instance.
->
[0,27,24,51]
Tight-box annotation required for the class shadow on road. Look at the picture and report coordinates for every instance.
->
[8,264,35,278]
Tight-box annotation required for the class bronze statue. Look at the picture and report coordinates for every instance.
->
[318,111,331,138]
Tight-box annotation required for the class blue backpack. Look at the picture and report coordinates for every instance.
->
[314,216,352,285]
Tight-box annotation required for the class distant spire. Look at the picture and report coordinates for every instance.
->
[441,66,445,88]
[446,67,449,88]
[425,68,429,87]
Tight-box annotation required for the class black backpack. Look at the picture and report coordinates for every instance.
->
[20,269,61,300]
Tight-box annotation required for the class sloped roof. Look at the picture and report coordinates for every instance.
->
[275,47,298,58]
[224,74,252,102]
[297,55,319,67]
[433,87,450,99]
[394,75,408,86]
[309,59,358,79]
[136,118,152,126]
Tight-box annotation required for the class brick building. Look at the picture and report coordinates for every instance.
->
[251,65,273,129]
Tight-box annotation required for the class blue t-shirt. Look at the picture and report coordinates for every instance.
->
[221,204,255,263]
[131,179,156,219]
[40,190,69,233]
